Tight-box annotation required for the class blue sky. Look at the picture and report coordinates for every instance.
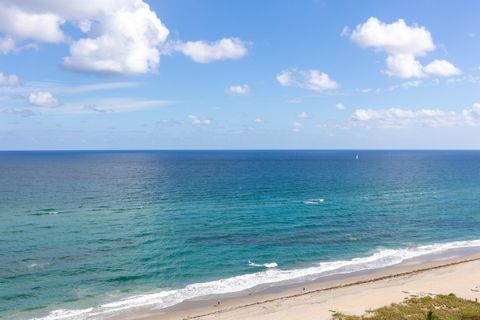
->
[1,0,480,149]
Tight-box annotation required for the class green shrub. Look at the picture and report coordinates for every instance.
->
[332,294,480,320]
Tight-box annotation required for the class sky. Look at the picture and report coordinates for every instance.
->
[1,0,480,150]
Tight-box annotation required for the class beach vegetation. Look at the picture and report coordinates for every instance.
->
[332,294,480,320]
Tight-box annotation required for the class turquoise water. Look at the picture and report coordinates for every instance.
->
[1,150,480,319]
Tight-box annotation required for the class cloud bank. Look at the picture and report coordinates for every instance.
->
[352,104,480,128]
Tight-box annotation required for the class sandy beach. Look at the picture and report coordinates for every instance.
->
[122,253,480,320]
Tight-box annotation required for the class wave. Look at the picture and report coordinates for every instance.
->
[248,261,278,268]
[303,198,324,205]
[27,210,59,216]
[33,239,480,320]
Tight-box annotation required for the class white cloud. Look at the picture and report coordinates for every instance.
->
[0,80,141,97]
[277,69,338,91]
[0,3,65,43]
[63,1,169,74]
[351,17,435,56]
[0,71,19,86]
[0,0,169,74]
[38,98,171,114]
[385,53,425,78]
[188,114,212,125]
[254,117,263,124]
[340,26,351,37]
[0,1,250,74]
[0,0,129,18]
[276,71,293,86]
[176,38,248,63]
[77,19,92,33]
[28,91,59,107]
[357,88,376,93]
[80,98,170,114]
[350,17,460,78]
[463,104,480,124]
[0,37,16,54]
[307,70,339,90]
[225,84,250,96]
[298,111,308,119]
[60,82,141,94]
[423,59,461,77]
[336,103,346,110]
[352,104,480,128]
[358,81,421,93]
[402,80,422,88]
[445,75,480,84]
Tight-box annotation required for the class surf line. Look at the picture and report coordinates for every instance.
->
[179,255,480,320]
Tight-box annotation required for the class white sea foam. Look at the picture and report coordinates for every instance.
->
[33,239,480,320]
[303,198,325,205]
[248,261,278,268]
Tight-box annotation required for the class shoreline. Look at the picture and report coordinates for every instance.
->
[122,251,480,320]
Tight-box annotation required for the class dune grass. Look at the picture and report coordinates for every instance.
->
[332,294,480,320]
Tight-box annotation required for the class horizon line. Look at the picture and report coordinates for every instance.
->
[1,148,480,152]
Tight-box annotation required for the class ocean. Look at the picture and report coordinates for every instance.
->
[1,150,480,319]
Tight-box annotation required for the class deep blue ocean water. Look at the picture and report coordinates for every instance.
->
[1,150,480,319]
